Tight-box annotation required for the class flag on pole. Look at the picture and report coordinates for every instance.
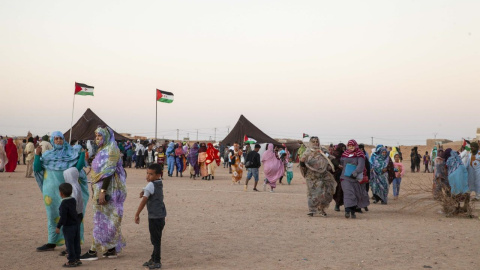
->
[303,133,309,138]
[462,139,471,151]
[244,135,256,144]
[74,82,94,96]
[156,89,174,103]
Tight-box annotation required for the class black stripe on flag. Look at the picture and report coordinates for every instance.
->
[158,89,174,96]
[76,82,94,88]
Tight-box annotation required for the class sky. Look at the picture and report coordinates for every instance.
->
[1,0,478,146]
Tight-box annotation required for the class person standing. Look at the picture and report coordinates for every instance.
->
[145,143,156,169]
[370,147,391,204]
[423,151,430,173]
[467,142,480,201]
[205,143,220,180]
[187,143,200,179]
[174,143,184,177]
[244,144,261,191]
[0,141,7,172]
[332,143,346,212]
[24,137,36,177]
[262,143,284,192]
[4,138,18,172]
[392,154,404,200]
[198,143,208,179]
[165,142,175,177]
[80,126,127,261]
[40,135,53,154]
[300,137,336,216]
[229,143,244,184]
[340,140,369,219]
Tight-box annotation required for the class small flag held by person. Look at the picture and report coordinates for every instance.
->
[244,135,256,144]
[74,82,94,96]
[303,133,309,138]
[463,139,471,151]
[156,89,174,103]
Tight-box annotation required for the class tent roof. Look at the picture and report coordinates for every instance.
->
[222,115,280,146]
[64,108,129,141]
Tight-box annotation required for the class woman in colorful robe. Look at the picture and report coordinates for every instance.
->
[446,150,470,211]
[5,138,18,172]
[206,143,221,180]
[174,143,184,177]
[370,147,390,204]
[262,143,284,192]
[188,143,200,179]
[33,131,88,251]
[198,143,208,179]
[300,137,336,216]
[166,142,175,177]
[230,143,244,184]
[80,126,127,260]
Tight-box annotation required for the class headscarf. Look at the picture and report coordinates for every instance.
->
[446,150,462,175]
[90,127,122,184]
[41,131,80,171]
[372,147,389,172]
[341,139,365,158]
[4,138,18,172]
[443,148,452,162]
[63,167,84,215]
[198,143,207,153]
[262,143,285,181]
[166,142,175,156]
[302,137,334,173]
[206,143,220,166]
[187,143,199,165]
[332,143,346,159]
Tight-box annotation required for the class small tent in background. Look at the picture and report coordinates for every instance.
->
[222,115,280,146]
[64,108,129,141]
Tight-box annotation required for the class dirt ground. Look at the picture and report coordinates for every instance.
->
[1,160,479,270]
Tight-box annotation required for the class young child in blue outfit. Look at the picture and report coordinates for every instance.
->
[135,163,167,269]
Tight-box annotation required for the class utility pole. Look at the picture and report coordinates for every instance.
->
[209,136,212,141]
[214,128,217,142]
[176,129,179,140]
[433,132,438,139]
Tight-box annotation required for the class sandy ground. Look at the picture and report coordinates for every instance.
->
[1,160,479,270]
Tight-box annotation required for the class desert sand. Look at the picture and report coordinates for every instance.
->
[1,159,479,270]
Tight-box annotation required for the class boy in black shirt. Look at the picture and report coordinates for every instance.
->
[56,183,81,267]
[135,163,167,269]
[244,144,262,191]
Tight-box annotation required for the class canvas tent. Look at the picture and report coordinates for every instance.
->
[64,108,129,141]
[222,115,280,146]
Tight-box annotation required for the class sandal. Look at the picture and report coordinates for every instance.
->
[62,262,77,268]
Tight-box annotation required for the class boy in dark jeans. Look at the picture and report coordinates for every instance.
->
[56,183,81,267]
[135,163,167,269]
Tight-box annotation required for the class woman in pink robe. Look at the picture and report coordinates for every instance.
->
[262,143,285,192]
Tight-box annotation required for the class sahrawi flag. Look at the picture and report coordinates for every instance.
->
[463,139,471,151]
[74,82,94,96]
[244,135,256,144]
[303,133,309,138]
[157,89,174,103]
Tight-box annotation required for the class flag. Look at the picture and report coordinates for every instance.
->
[303,133,309,138]
[244,135,256,144]
[463,139,471,151]
[75,82,94,96]
[156,89,174,103]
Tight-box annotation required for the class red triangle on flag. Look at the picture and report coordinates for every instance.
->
[74,83,82,94]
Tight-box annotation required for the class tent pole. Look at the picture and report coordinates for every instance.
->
[69,93,76,143]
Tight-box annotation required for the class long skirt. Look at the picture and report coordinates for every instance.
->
[175,156,183,173]
[199,162,208,177]
[189,163,199,176]
[207,162,217,176]
[35,169,89,246]
[90,171,127,253]
[341,178,370,209]
[332,177,343,206]
[306,170,336,213]
[370,171,389,203]
[231,163,243,183]
[167,156,175,175]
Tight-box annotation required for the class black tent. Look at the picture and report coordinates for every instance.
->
[64,108,129,141]
[222,115,280,146]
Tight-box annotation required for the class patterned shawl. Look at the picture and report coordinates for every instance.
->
[372,147,389,174]
[174,143,184,156]
[166,142,175,156]
[90,127,122,184]
[206,143,220,166]
[302,137,334,173]
[341,139,365,158]
[446,150,462,175]
[41,131,81,171]
[187,143,199,165]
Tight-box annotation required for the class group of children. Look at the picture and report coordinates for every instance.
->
[55,164,167,269]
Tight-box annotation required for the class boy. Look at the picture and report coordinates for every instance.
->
[392,154,404,200]
[135,164,167,269]
[286,157,294,185]
[56,183,81,267]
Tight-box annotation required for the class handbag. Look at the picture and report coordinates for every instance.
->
[358,168,369,184]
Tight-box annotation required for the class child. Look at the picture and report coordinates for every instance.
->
[423,151,430,173]
[286,157,294,185]
[135,164,167,269]
[392,154,404,199]
[155,146,166,178]
[56,183,81,267]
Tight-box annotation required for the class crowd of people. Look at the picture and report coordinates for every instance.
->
[1,131,480,268]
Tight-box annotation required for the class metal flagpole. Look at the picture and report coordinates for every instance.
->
[69,93,76,143]
[155,90,158,141]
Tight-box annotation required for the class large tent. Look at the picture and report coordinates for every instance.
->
[222,115,280,146]
[64,108,129,141]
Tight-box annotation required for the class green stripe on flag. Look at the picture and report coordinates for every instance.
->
[76,91,94,96]
[158,98,173,103]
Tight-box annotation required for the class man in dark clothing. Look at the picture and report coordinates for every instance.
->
[244,144,262,191]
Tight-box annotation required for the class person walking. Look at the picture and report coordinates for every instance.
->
[244,144,261,191]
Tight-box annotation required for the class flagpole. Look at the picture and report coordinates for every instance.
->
[69,92,76,143]
[155,90,158,142]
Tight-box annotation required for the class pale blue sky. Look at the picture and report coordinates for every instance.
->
[1,0,478,145]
